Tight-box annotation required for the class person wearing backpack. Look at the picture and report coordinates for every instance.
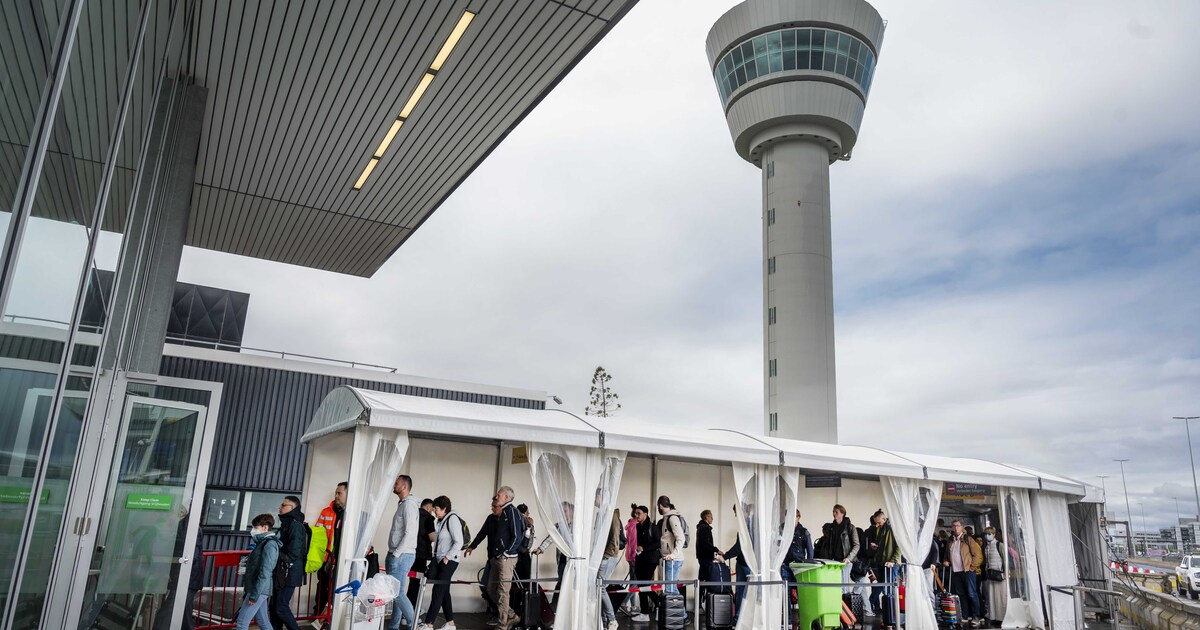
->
[236,514,281,630]
[270,496,307,630]
[416,495,464,630]
[657,496,687,595]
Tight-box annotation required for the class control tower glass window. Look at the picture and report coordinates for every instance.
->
[714,27,877,103]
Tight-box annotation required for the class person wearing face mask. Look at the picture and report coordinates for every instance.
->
[981,528,1007,627]
[236,514,282,630]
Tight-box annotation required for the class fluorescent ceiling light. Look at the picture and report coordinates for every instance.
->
[430,11,476,72]
[375,119,404,158]
[353,10,476,189]
[353,157,379,190]
[399,72,435,119]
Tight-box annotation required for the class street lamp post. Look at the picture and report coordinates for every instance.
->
[1115,459,1133,557]
[1138,502,1147,555]
[1097,475,1109,520]
[1176,416,1200,521]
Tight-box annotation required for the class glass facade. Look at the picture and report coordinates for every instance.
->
[713,27,877,103]
[0,1,204,627]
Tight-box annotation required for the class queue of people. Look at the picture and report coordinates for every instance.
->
[221,480,1010,630]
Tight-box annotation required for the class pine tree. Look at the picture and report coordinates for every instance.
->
[584,365,621,417]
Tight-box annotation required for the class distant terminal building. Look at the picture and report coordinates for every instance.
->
[706,0,885,443]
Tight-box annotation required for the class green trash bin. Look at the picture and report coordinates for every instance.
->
[790,561,845,630]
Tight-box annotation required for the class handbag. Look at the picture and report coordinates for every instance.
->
[986,568,1004,581]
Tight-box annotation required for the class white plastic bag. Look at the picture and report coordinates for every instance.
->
[359,573,402,603]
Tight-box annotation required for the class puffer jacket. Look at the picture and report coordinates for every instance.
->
[244,532,281,601]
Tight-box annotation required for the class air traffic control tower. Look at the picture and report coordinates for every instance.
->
[706,0,884,443]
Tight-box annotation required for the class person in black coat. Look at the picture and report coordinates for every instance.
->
[408,498,436,607]
[632,505,661,622]
[695,510,720,595]
[270,496,307,630]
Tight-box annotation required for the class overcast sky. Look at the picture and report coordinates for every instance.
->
[160,0,1200,532]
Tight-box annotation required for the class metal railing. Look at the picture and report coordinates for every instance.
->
[1046,585,1122,630]
[194,550,333,629]
[597,571,901,630]
[0,313,401,372]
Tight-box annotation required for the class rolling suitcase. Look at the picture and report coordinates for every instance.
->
[518,560,554,629]
[658,592,688,630]
[705,559,734,629]
[934,570,960,628]
[709,559,733,595]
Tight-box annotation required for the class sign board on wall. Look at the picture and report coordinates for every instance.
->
[511,446,529,465]
[806,474,842,489]
[943,483,994,501]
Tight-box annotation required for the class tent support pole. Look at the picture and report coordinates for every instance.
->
[495,442,504,493]
[651,456,659,507]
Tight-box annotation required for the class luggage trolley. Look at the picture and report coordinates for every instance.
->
[790,560,846,630]
[334,559,389,630]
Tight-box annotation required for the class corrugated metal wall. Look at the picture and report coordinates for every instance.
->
[156,355,544,551]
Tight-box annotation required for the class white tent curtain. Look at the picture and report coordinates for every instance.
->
[1001,488,1046,629]
[528,443,625,629]
[349,427,410,559]
[1031,492,1077,629]
[732,462,799,630]
[880,477,943,630]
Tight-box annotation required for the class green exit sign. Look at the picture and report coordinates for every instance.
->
[125,494,174,511]
[0,487,48,503]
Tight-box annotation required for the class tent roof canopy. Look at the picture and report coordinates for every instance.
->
[303,386,1087,496]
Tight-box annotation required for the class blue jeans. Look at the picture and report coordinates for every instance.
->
[733,563,751,621]
[598,555,620,623]
[387,552,416,629]
[953,570,980,619]
[236,596,273,630]
[663,558,684,594]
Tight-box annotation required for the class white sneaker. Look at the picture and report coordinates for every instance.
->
[607,621,619,630]
[632,613,650,622]
[440,623,456,630]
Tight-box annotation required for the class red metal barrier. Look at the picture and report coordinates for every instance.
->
[194,550,333,629]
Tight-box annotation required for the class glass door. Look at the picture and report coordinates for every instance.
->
[76,394,212,629]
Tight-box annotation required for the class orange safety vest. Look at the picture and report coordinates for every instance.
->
[316,502,342,554]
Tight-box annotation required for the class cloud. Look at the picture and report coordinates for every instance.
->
[162,0,1200,531]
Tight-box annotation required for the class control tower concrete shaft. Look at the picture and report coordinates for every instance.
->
[706,0,884,443]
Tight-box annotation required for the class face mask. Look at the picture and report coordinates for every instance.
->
[252,529,269,541]
[985,534,994,541]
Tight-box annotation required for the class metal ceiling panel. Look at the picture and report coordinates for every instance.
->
[2,0,638,276]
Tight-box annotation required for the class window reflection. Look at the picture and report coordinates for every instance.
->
[713,27,877,103]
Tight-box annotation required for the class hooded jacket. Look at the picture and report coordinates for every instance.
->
[245,531,281,601]
[695,520,718,564]
[660,509,686,559]
[277,509,308,588]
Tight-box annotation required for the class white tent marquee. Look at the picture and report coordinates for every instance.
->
[300,386,1090,630]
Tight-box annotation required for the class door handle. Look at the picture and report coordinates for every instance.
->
[179,557,192,564]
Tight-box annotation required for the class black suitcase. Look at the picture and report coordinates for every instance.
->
[708,560,733,595]
[516,561,554,629]
[705,592,734,629]
[658,592,688,630]
[842,592,865,626]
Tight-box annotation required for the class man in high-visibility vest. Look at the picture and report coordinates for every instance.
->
[314,481,346,617]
